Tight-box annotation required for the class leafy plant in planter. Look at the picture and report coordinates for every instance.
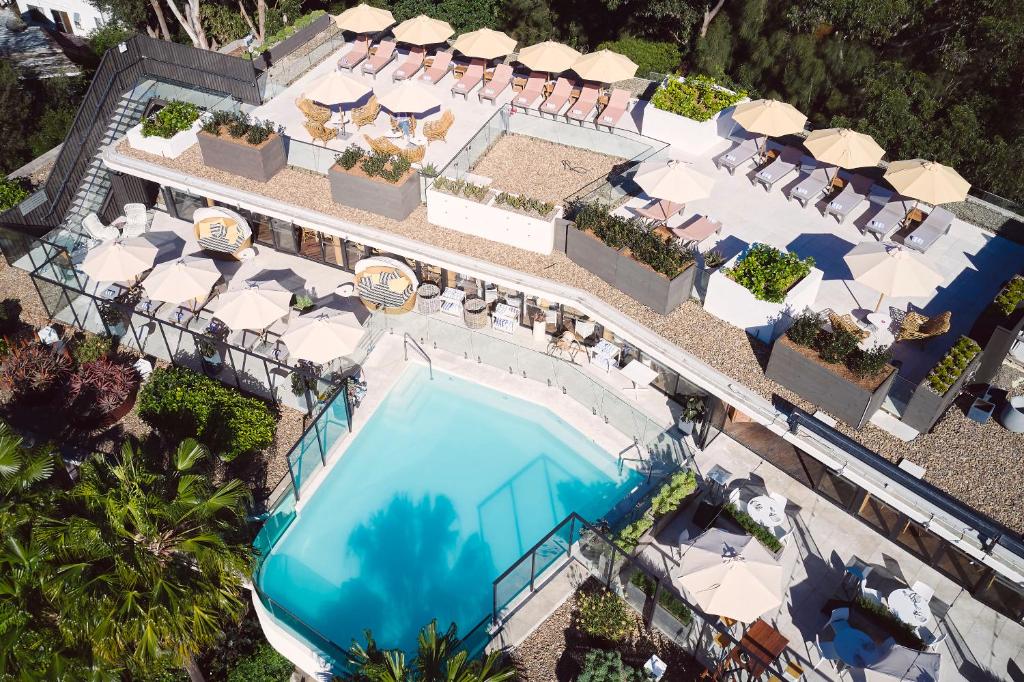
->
[994,275,1024,316]
[575,590,634,643]
[196,335,220,361]
[71,333,113,365]
[650,469,698,517]
[615,516,654,553]
[0,177,29,212]
[97,301,125,329]
[67,358,139,425]
[420,162,439,177]
[292,294,315,311]
[245,118,277,145]
[290,362,319,396]
[141,100,200,139]
[677,396,704,435]
[814,328,859,364]
[0,341,73,403]
[855,596,925,649]
[725,244,814,303]
[494,191,555,217]
[702,248,725,269]
[724,503,783,552]
[201,109,238,134]
[227,113,252,139]
[651,74,746,121]
[576,649,648,682]
[336,144,365,170]
[926,336,981,394]
[786,310,823,347]
[630,571,693,625]
[848,345,893,378]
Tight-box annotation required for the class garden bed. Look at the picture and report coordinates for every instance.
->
[639,75,747,155]
[198,129,287,183]
[329,147,420,220]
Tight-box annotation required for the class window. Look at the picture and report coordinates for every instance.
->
[166,187,205,222]
[857,495,901,537]
[933,543,988,590]
[73,12,82,28]
[975,575,1024,622]
[895,519,943,562]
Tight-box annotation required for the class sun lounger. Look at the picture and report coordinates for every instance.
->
[903,206,953,253]
[635,198,683,223]
[669,215,723,244]
[83,212,118,241]
[596,88,630,130]
[514,72,546,109]
[864,188,912,241]
[451,59,485,98]
[540,77,573,117]
[391,46,426,81]
[362,40,396,77]
[338,37,369,71]
[825,173,873,223]
[566,83,601,123]
[478,63,513,103]
[419,51,453,84]
[715,137,763,174]
[753,147,801,190]
[788,157,838,207]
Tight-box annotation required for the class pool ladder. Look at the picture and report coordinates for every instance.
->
[403,333,434,380]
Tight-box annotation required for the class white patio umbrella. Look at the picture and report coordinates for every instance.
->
[516,40,582,74]
[81,237,158,283]
[141,255,220,307]
[333,4,394,34]
[732,99,807,138]
[844,242,945,311]
[451,28,517,60]
[804,127,885,169]
[377,81,441,114]
[304,71,372,107]
[392,14,453,46]
[209,281,291,331]
[281,308,365,364]
[571,49,638,83]
[884,159,970,206]
[672,528,783,623]
[634,159,714,205]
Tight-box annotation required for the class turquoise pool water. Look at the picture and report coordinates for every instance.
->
[258,364,643,654]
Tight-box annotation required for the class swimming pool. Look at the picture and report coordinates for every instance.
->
[257,364,643,655]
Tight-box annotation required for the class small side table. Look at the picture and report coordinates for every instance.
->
[643,654,667,681]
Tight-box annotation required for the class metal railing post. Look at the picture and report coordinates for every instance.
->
[529,550,537,592]
[568,516,576,558]
[286,455,299,502]
[492,581,499,625]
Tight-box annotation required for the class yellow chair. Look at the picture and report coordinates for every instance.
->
[364,135,403,156]
[827,310,869,341]
[352,95,380,128]
[304,120,338,144]
[401,144,426,164]
[424,109,454,143]
[897,310,951,342]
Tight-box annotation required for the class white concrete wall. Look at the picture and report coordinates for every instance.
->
[16,0,107,35]
[125,120,201,159]
[635,76,747,154]
[704,258,823,344]
[426,186,559,255]
[251,590,331,677]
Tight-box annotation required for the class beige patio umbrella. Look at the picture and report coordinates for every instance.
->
[732,99,807,138]
[209,281,291,331]
[81,237,158,283]
[571,49,638,83]
[304,71,372,107]
[634,159,714,205]
[392,14,453,46]
[281,308,365,364]
[451,28,517,60]
[516,40,581,74]
[884,159,970,206]
[844,242,945,311]
[377,81,441,114]
[141,255,220,308]
[333,4,394,34]
[672,528,783,623]
[804,127,885,169]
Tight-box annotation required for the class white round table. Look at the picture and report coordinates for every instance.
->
[887,588,932,627]
[746,496,785,528]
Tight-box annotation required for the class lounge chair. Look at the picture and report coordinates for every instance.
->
[391,46,426,81]
[478,64,513,103]
[547,330,582,361]
[903,206,953,253]
[825,173,873,223]
[401,144,426,164]
[364,135,403,156]
[362,40,396,77]
[753,147,801,190]
[514,71,546,109]
[566,82,601,123]
[864,188,912,241]
[83,212,118,241]
[121,203,149,237]
[296,97,331,124]
[351,95,380,128]
[826,310,869,341]
[669,215,722,245]
[788,157,837,207]
[419,51,452,84]
[715,136,763,174]
[338,37,370,71]
[305,120,338,144]
[451,58,485,98]
[424,110,454,142]
[635,198,683,223]
[540,77,573,117]
[896,311,951,342]
[595,88,630,130]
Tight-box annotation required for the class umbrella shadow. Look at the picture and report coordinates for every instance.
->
[244,268,309,294]
[141,231,188,265]
[313,293,370,324]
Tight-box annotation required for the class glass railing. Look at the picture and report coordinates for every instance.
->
[286,137,342,175]
[261,32,348,100]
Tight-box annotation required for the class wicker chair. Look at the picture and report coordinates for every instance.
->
[547,330,582,361]
[389,115,417,137]
[826,310,869,341]
[297,97,331,125]
[352,95,380,128]
[424,110,454,143]
[304,120,338,144]
[364,135,403,156]
[897,310,952,342]
[401,144,426,164]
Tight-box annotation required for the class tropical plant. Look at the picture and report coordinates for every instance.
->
[576,649,648,682]
[419,162,439,178]
[574,590,634,643]
[701,248,725,269]
[724,244,814,303]
[67,358,139,424]
[650,469,698,517]
[926,336,981,394]
[786,310,823,347]
[614,516,653,554]
[0,419,59,498]
[71,333,112,365]
[39,438,254,679]
[292,294,315,311]
[224,644,294,682]
[141,100,200,139]
[0,341,73,403]
[723,503,783,552]
[0,177,29,211]
[651,75,746,121]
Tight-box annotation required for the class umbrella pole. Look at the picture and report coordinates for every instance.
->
[875,292,885,312]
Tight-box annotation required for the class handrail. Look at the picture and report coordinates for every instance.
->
[403,332,433,379]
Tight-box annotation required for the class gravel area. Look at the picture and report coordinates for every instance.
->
[116,139,1024,534]
[0,257,50,328]
[511,580,701,682]
[470,134,624,204]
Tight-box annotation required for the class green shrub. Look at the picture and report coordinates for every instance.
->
[245,119,276,145]
[0,298,23,335]
[630,571,692,625]
[228,114,251,138]
[336,144,365,170]
[202,109,240,135]
[138,367,276,461]
[576,649,647,682]
[494,191,555,217]
[225,644,294,682]
[87,23,132,58]
[614,516,653,553]
[723,503,783,553]
[651,74,746,121]
[848,345,893,378]
[202,3,249,45]
[71,333,112,365]
[575,590,634,642]
[0,177,30,211]
[994,275,1024,316]
[141,100,199,139]
[926,336,981,394]
[245,10,326,57]
[786,311,823,347]
[650,470,697,518]
[379,153,411,182]
[595,37,681,78]
[815,328,859,364]
[724,243,814,303]
[855,596,925,650]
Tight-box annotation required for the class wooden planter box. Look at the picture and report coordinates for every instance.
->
[766,335,896,429]
[901,354,982,434]
[328,164,421,220]
[198,131,287,182]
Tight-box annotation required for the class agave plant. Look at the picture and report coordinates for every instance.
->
[0,340,73,402]
[67,358,139,422]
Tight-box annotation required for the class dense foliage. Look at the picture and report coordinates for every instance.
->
[493,191,556,218]
[138,366,277,461]
[575,590,635,643]
[615,468,698,553]
[0,341,73,403]
[360,150,413,183]
[141,100,200,138]
[202,110,278,145]
[67,357,140,424]
[926,336,981,395]
[725,244,814,303]
[994,275,1024,316]
[651,75,746,121]
[723,502,783,553]
[245,9,326,56]
[433,176,490,201]
[787,311,893,380]
[0,62,84,177]
[70,333,113,365]
[855,596,925,650]
[225,644,295,682]
[594,37,681,78]
[0,177,29,211]
[576,649,648,682]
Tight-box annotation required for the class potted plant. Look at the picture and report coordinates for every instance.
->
[198,111,287,182]
[127,99,202,158]
[329,146,420,220]
[98,301,126,337]
[292,294,315,312]
[677,396,705,435]
[196,334,222,367]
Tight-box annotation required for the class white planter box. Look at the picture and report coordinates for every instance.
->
[704,255,823,344]
[126,119,201,159]
[426,183,560,255]
[636,78,747,155]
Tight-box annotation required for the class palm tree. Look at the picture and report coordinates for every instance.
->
[39,438,255,682]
